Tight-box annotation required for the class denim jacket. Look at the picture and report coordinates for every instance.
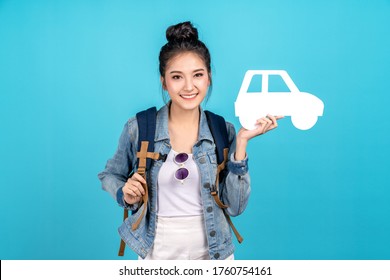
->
[98,104,251,260]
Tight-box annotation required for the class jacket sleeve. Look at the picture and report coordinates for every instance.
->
[220,122,251,217]
[97,118,139,210]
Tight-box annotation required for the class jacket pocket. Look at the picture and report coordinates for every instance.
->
[124,203,146,236]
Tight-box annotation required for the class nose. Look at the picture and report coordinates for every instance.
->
[184,78,194,92]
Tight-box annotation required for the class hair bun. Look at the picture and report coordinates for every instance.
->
[166,21,199,43]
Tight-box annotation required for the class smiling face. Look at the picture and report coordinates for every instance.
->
[161,52,210,112]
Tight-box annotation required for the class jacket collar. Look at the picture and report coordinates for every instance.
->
[155,103,214,144]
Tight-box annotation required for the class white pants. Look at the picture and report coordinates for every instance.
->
[139,215,234,260]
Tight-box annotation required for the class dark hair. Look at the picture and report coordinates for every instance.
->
[159,21,212,101]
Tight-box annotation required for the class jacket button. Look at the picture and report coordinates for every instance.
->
[203,183,210,189]
[199,157,206,164]
[207,206,213,213]
[214,253,220,259]
[210,230,216,237]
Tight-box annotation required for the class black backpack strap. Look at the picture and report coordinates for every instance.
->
[205,110,229,165]
[136,107,157,171]
[205,110,229,198]
[205,110,244,243]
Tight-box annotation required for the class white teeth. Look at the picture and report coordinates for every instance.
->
[181,94,197,99]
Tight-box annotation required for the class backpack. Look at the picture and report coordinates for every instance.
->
[118,107,243,256]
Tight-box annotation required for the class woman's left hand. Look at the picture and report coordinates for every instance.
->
[234,114,284,161]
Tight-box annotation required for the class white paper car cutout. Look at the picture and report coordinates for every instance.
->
[235,70,324,130]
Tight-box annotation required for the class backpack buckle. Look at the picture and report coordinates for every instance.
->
[158,153,167,162]
[210,184,218,196]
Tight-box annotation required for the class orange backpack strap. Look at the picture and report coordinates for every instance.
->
[210,148,244,243]
[210,148,229,209]
[118,141,160,256]
[132,141,160,230]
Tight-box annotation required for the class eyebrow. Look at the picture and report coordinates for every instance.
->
[169,68,205,74]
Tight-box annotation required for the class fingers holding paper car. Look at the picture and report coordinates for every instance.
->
[235,70,324,130]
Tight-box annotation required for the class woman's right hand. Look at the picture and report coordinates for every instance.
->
[122,172,146,205]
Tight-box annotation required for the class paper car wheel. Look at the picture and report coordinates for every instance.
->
[291,114,318,130]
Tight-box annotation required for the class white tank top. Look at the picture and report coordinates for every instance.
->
[157,149,203,217]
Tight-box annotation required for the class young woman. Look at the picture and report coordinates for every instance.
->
[98,21,282,260]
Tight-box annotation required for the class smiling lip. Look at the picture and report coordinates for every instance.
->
[180,93,198,99]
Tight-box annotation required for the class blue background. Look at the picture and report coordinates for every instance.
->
[1,0,389,260]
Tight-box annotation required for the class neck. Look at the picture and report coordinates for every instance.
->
[168,103,200,127]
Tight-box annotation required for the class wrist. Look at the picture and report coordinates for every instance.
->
[236,135,248,147]
[235,137,248,161]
